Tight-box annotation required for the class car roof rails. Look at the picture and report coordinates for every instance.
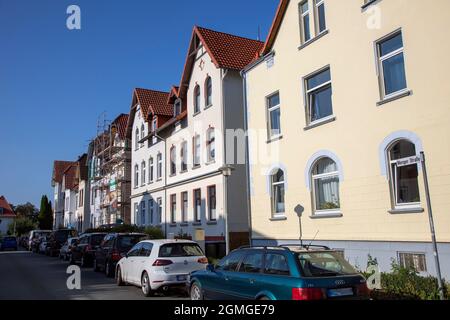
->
[235,244,331,252]
[236,245,291,252]
[279,244,331,250]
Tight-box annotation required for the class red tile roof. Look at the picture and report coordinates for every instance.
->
[52,161,77,186]
[111,113,129,140]
[195,26,264,70]
[260,0,289,56]
[134,88,173,120]
[63,164,78,191]
[0,196,15,217]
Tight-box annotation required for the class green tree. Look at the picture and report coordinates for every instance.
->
[8,217,36,236]
[38,195,53,230]
[13,202,39,223]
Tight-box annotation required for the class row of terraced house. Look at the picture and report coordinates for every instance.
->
[52,0,450,277]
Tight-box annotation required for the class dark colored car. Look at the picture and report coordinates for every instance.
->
[70,233,107,267]
[93,233,147,277]
[189,245,370,301]
[47,229,78,257]
[0,236,18,251]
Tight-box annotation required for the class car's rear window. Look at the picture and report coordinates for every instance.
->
[159,243,204,257]
[296,251,358,278]
[118,235,145,250]
[90,235,105,245]
[3,237,16,242]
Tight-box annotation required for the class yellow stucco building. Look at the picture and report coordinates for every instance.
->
[242,0,450,277]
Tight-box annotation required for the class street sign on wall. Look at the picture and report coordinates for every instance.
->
[394,155,421,167]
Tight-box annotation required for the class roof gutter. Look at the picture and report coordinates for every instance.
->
[241,50,275,76]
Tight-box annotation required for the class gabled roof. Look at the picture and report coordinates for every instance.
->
[63,164,78,191]
[260,0,290,56]
[134,88,173,120]
[0,196,15,217]
[52,161,77,186]
[111,113,129,140]
[179,26,264,98]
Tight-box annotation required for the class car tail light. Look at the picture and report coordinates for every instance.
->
[356,283,370,297]
[111,250,122,262]
[152,259,173,266]
[292,288,325,300]
[198,257,209,264]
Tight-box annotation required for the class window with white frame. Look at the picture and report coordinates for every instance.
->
[170,194,177,224]
[314,0,326,34]
[208,185,217,221]
[174,99,182,117]
[181,192,188,223]
[134,203,138,225]
[157,153,162,180]
[194,189,201,222]
[388,140,420,208]
[299,1,311,43]
[149,199,154,225]
[206,128,216,162]
[149,157,154,183]
[193,134,201,167]
[194,85,201,114]
[151,118,157,132]
[135,128,139,150]
[141,161,146,185]
[141,201,146,226]
[271,169,285,215]
[181,141,188,172]
[398,252,427,272]
[170,146,177,176]
[305,67,333,125]
[134,164,139,188]
[157,197,162,224]
[377,31,407,99]
[267,93,281,138]
[205,77,212,107]
[140,124,145,148]
[311,157,340,213]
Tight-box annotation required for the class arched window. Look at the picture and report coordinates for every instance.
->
[206,127,215,162]
[205,77,212,107]
[180,141,188,172]
[149,157,154,183]
[388,140,420,207]
[170,146,177,176]
[140,124,145,148]
[194,85,201,114]
[141,161,146,185]
[134,164,139,188]
[311,157,340,213]
[135,128,139,150]
[271,169,285,215]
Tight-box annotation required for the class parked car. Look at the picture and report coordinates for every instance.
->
[29,230,52,253]
[188,245,370,301]
[116,240,208,297]
[0,236,18,251]
[93,233,147,277]
[47,229,78,257]
[70,233,107,267]
[38,236,50,254]
[59,237,79,261]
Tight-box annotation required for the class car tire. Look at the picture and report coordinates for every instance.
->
[93,259,100,272]
[141,272,153,297]
[116,266,124,286]
[190,282,204,301]
[105,261,113,278]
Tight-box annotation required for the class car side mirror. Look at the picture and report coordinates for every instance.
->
[206,264,215,272]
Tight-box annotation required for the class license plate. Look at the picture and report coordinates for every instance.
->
[327,288,354,298]
[177,275,188,281]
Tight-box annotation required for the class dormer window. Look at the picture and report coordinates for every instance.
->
[194,85,201,114]
[152,118,157,133]
[174,99,182,117]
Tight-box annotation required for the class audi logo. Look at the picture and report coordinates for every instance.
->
[335,280,346,286]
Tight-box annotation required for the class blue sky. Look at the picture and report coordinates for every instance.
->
[0,0,278,207]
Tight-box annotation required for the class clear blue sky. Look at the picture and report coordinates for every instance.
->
[0,0,278,207]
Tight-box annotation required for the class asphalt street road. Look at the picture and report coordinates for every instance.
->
[0,249,188,300]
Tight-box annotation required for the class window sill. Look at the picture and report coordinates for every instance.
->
[192,222,202,226]
[206,160,216,166]
[169,174,176,178]
[204,104,213,111]
[180,223,189,227]
[192,165,201,170]
[270,215,287,221]
[193,111,201,117]
[169,223,177,228]
[361,0,380,10]
[310,212,343,219]
[267,135,283,144]
[298,30,329,51]
[180,169,188,174]
[207,221,218,225]
[377,90,412,106]
[389,208,424,215]
[304,116,336,131]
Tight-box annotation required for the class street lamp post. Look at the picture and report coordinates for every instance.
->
[219,165,235,255]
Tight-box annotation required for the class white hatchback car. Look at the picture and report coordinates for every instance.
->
[115,240,208,296]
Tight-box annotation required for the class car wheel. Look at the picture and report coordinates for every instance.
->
[93,259,100,272]
[105,261,113,278]
[116,266,124,286]
[190,282,203,301]
[259,296,271,300]
[141,272,153,297]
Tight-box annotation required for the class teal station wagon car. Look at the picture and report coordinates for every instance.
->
[189,245,370,300]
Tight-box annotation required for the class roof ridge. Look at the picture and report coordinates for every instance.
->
[195,25,264,44]
[135,88,170,95]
